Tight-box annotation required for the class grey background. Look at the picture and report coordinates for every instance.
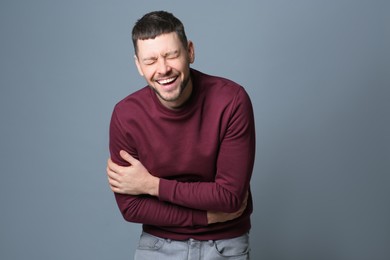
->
[0,0,389,259]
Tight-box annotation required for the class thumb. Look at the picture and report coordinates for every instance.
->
[119,150,138,165]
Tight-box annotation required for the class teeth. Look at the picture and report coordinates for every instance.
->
[158,77,176,85]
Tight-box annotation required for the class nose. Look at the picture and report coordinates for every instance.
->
[156,58,171,75]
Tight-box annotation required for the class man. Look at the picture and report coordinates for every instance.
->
[107,10,256,259]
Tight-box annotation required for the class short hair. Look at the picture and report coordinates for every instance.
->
[132,11,188,55]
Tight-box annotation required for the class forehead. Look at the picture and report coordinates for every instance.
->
[136,32,183,58]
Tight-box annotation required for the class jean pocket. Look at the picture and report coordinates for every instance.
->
[214,233,250,258]
[137,232,165,251]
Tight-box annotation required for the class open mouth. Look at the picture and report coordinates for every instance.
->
[156,76,178,86]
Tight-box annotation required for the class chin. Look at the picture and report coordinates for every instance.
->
[161,94,181,102]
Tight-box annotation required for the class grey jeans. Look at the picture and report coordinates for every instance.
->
[134,232,250,260]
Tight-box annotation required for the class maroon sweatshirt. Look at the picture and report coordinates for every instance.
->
[109,69,256,240]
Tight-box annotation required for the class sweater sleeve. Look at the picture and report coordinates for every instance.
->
[158,88,256,212]
[109,107,208,227]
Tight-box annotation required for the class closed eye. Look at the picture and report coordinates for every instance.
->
[165,50,179,59]
[143,58,157,65]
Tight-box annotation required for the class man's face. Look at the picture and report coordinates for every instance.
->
[135,32,195,109]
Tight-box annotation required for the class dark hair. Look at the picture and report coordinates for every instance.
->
[132,11,188,55]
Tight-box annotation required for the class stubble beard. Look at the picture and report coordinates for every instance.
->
[152,74,191,103]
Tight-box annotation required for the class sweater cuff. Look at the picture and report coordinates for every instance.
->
[159,178,208,226]
[192,209,208,226]
[158,178,176,202]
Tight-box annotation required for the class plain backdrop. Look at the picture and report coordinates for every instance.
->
[0,1,389,259]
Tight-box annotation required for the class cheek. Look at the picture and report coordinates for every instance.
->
[172,61,189,75]
[140,67,155,79]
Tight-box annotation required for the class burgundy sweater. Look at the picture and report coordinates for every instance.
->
[109,69,256,240]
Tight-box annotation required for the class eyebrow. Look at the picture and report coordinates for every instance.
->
[163,50,179,57]
[141,50,180,63]
[142,56,157,62]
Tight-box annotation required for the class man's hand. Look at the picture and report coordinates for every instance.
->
[107,150,159,196]
[207,192,248,224]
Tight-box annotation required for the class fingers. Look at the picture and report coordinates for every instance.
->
[106,153,134,193]
[107,157,123,174]
[234,191,249,217]
[240,191,249,211]
[107,165,124,193]
[106,158,123,191]
[107,150,138,173]
[106,165,119,180]
[106,154,130,194]
[119,150,138,165]
[242,190,249,203]
[106,153,134,175]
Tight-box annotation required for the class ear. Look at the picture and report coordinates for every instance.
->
[187,41,195,64]
[134,55,144,76]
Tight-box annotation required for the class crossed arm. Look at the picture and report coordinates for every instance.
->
[106,150,248,225]
[108,87,255,227]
